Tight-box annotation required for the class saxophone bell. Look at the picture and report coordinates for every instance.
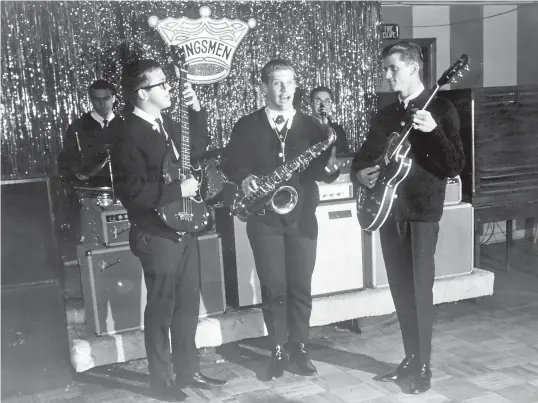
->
[269,185,298,215]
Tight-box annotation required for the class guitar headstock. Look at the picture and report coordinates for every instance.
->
[168,45,187,76]
[437,54,469,87]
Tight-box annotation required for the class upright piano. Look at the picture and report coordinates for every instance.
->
[441,86,538,270]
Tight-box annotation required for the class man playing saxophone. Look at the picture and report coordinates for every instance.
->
[221,59,339,380]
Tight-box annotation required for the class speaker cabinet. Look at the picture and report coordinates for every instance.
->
[217,199,365,308]
[77,243,146,335]
[312,200,364,296]
[78,233,226,335]
[1,179,60,286]
[363,202,474,288]
[198,233,226,318]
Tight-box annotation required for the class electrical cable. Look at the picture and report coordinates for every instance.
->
[396,2,537,29]
[480,222,495,246]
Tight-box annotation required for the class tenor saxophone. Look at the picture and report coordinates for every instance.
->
[230,127,337,221]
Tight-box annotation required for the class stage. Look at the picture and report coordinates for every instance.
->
[66,267,494,372]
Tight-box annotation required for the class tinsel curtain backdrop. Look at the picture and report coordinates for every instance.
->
[1,1,382,180]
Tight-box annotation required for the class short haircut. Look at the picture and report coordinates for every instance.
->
[121,59,162,100]
[383,41,423,69]
[310,86,334,101]
[88,79,116,95]
[260,59,294,84]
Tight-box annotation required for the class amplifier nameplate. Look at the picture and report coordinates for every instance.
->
[328,210,352,219]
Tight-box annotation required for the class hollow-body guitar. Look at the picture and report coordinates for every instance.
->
[356,54,469,232]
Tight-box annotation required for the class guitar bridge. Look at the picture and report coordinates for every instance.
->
[174,212,194,221]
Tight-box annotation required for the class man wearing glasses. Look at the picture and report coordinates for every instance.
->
[309,86,350,156]
[112,59,226,402]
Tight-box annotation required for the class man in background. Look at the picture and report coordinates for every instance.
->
[58,79,121,188]
[57,79,122,254]
[309,86,350,156]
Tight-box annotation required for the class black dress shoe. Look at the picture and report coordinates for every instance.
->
[150,378,185,402]
[410,364,432,394]
[180,372,227,389]
[289,343,317,376]
[380,354,416,382]
[267,345,288,379]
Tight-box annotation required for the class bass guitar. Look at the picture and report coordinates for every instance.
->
[157,46,210,233]
[356,54,469,232]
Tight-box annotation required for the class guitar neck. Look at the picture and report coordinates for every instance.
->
[391,84,441,158]
[179,67,190,174]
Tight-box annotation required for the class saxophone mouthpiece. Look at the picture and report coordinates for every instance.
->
[320,111,328,125]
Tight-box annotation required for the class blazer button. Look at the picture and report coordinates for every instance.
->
[400,121,405,127]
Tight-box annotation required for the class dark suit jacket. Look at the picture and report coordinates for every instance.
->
[221,108,338,226]
[58,113,122,187]
[111,109,209,240]
[329,121,350,156]
[351,90,465,222]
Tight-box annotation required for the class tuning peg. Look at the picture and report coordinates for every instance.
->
[457,72,463,77]
[464,65,470,71]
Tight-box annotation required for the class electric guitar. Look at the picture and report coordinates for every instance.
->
[356,54,469,232]
[156,46,210,233]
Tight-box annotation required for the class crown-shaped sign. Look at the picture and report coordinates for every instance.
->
[148,6,256,84]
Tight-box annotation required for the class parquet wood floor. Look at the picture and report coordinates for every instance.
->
[4,240,538,403]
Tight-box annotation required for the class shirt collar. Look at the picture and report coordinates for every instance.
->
[90,110,115,126]
[132,106,161,132]
[399,83,425,108]
[265,107,296,130]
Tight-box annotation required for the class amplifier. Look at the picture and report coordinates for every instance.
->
[317,173,354,202]
[77,233,226,335]
[77,243,146,335]
[80,201,130,246]
[445,176,462,205]
[101,206,130,246]
[363,202,474,288]
[216,199,365,308]
[198,233,227,319]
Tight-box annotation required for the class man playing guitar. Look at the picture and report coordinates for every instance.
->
[112,59,226,402]
[351,42,465,394]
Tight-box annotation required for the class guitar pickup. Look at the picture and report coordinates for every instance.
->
[174,212,194,221]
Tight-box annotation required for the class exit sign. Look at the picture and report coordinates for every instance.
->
[381,24,399,40]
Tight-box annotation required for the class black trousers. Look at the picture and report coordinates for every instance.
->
[130,225,201,382]
[379,216,439,365]
[247,213,318,347]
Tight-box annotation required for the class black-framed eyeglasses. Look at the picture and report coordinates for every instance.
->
[138,81,168,91]
[313,98,333,105]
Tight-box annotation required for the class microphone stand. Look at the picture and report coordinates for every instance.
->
[105,146,116,203]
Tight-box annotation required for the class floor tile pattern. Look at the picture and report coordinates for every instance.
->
[4,241,538,403]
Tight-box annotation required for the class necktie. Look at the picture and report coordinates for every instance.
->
[274,115,285,125]
[155,117,168,139]
[155,117,179,159]
[102,119,108,128]
[400,101,406,111]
